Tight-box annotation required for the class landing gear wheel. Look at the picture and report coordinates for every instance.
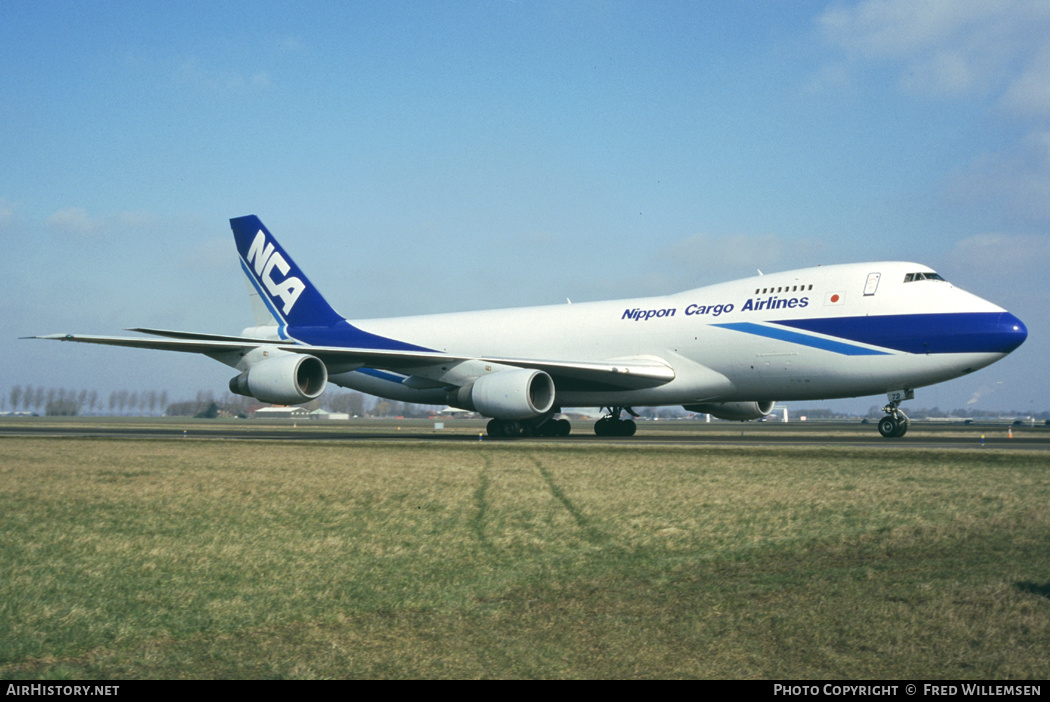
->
[594,409,637,437]
[877,413,909,438]
[487,416,571,438]
[487,419,524,437]
[878,416,899,438]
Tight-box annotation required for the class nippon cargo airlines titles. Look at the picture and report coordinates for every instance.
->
[623,294,809,322]
[29,215,1027,439]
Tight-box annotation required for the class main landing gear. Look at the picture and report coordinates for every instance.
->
[486,415,571,438]
[878,390,913,438]
[594,407,638,437]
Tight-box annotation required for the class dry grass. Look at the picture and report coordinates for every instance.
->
[1,435,1048,678]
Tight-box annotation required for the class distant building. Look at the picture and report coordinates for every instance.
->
[253,406,310,419]
[309,409,349,420]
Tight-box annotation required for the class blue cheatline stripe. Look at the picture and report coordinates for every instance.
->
[712,322,890,356]
[357,367,409,384]
[774,312,1023,354]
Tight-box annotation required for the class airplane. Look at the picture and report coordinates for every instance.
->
[30,215,1027,438]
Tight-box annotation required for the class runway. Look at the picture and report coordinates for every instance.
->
[2,417,1048,451]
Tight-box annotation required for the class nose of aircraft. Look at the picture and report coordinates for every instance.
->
[996,312,1027,354]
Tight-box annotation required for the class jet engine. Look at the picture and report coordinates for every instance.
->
[683,401,775,421]
[229,353,328,405]
[453,368,556,420]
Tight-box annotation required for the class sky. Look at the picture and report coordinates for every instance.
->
[2,0,1048,415]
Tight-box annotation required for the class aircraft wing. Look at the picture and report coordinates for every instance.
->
[28,333,264,355]
[29,332,675,390]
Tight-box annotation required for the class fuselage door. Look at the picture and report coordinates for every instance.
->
[863,272,881,296]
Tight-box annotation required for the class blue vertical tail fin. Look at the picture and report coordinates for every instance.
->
[230,215,346,331]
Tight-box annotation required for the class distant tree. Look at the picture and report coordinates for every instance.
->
[45,391,79,416]
[222,391,256,417]
[195,402,220,419]
[165,400,196,417]
[322,389,367,416]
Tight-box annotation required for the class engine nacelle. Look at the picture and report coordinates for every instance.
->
[229,354,328,405]
[453,368,556,420]
[683,401,775,421]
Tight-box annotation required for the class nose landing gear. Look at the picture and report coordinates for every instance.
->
[878,390,913,438]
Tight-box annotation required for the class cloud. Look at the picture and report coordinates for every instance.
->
[45,207,102,236]
[820,1,985,61]
[945,231,1050,278]
[999,42,1050,118]
[818,0,1050,102]
[818,2,1050,223]
[179,238,237,271]
[45,208,158,237]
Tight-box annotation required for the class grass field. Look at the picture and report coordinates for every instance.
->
[1,429,1048,679]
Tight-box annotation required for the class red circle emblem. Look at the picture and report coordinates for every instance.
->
[831,294,840,303]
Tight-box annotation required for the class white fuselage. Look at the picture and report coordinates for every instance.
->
[327,261,1020,410]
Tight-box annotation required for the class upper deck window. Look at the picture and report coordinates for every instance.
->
[904,272,946,283]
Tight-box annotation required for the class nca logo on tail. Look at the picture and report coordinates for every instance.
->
[245,230,305,314]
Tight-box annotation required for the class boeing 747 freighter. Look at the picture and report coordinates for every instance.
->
[31,215,1027,438]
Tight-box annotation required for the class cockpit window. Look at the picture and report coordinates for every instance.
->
[904,272,946,283]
